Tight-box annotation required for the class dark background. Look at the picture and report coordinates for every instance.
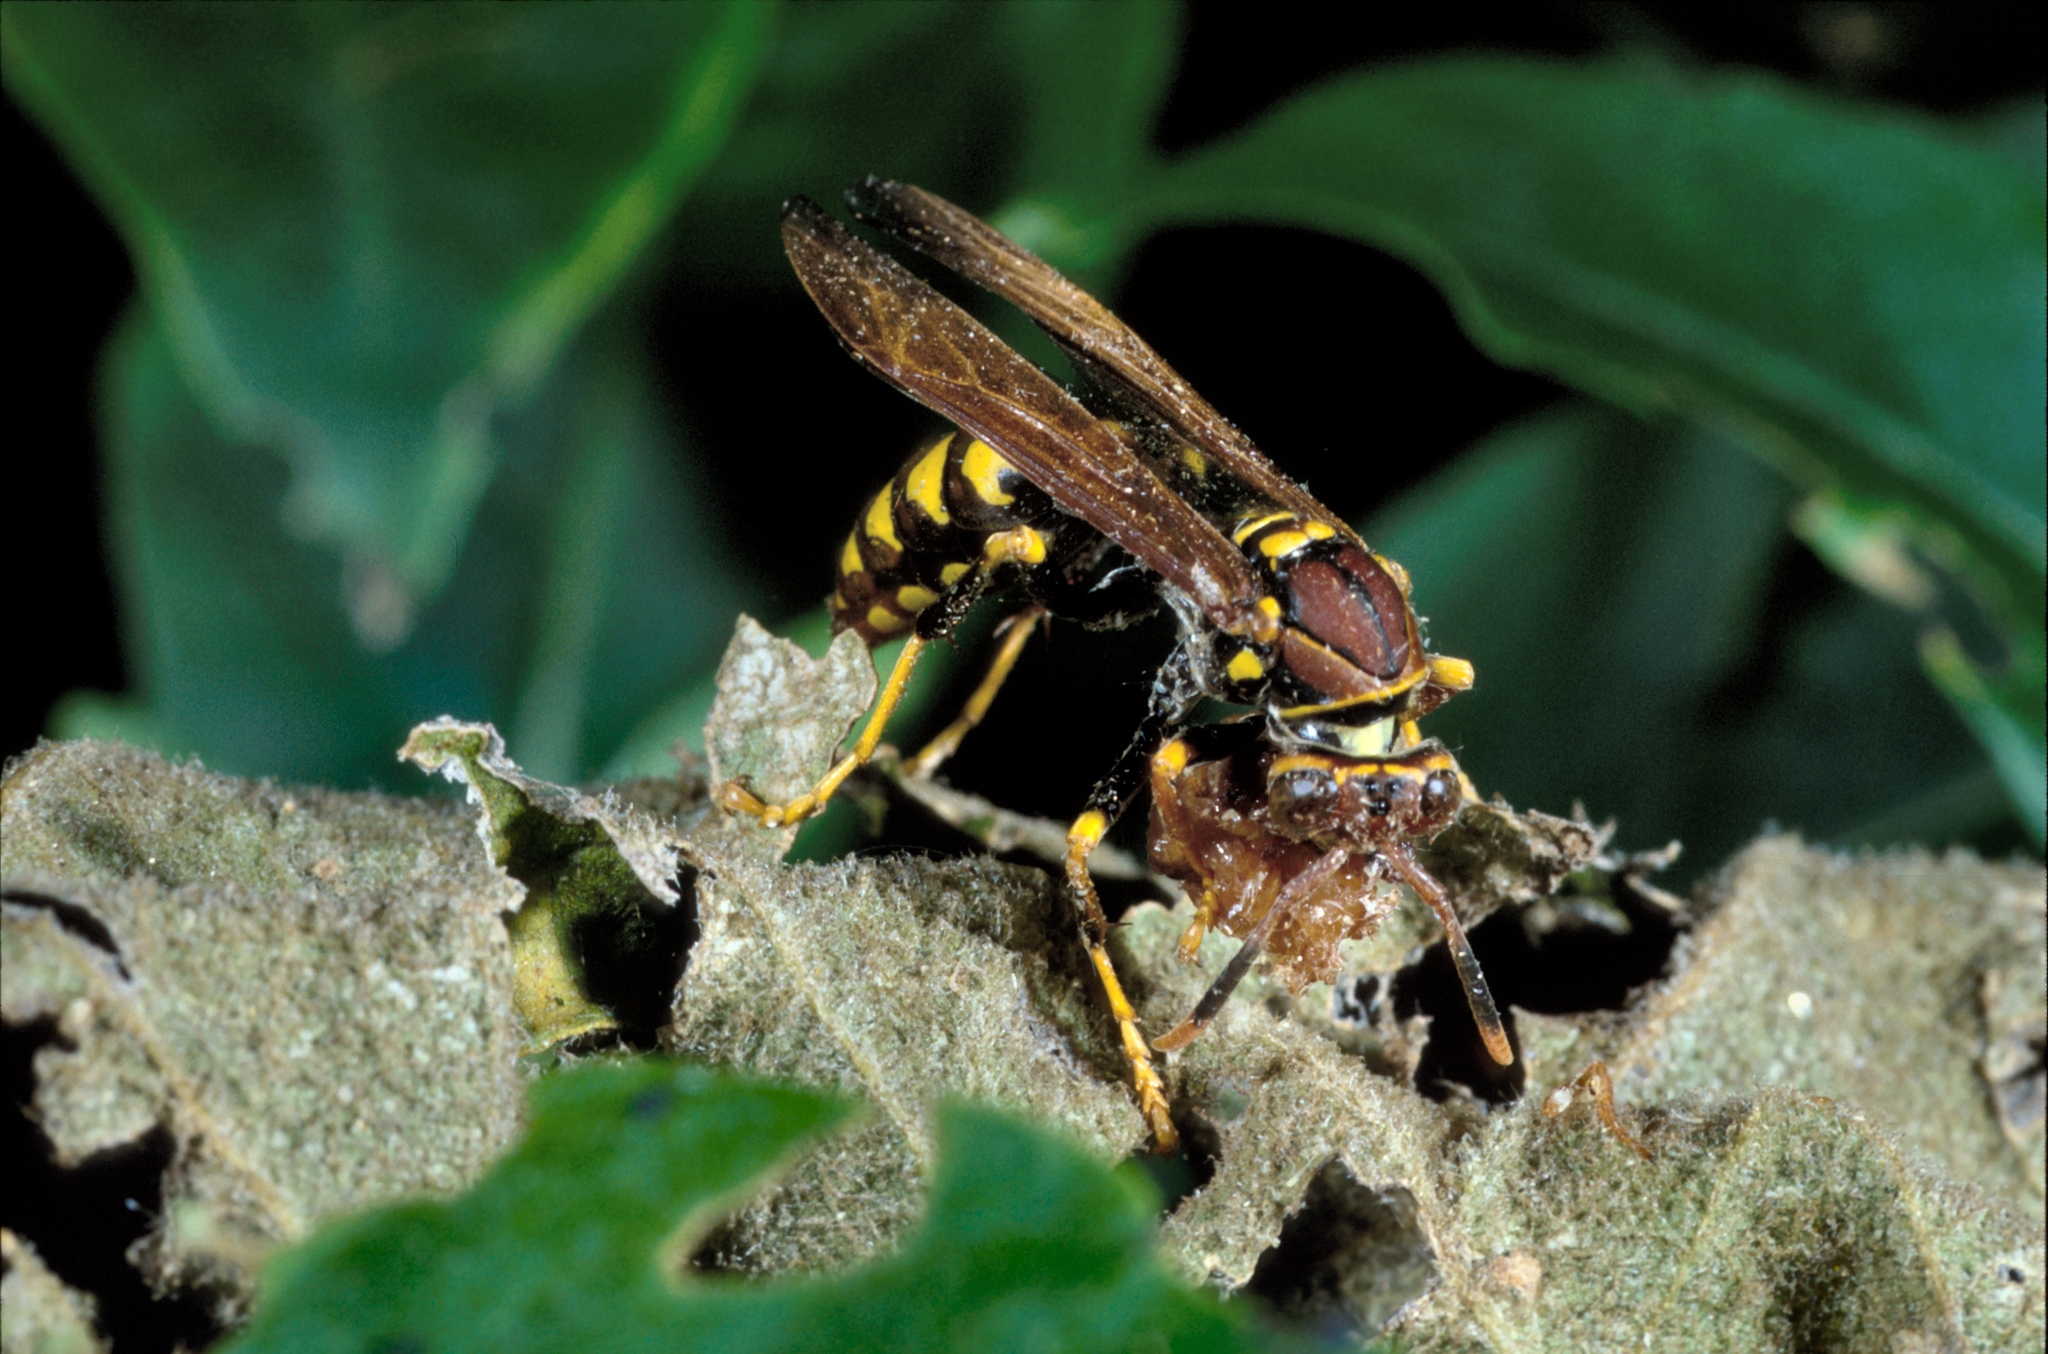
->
[5,5,2041,1350]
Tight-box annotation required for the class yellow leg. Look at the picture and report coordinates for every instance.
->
[1067,810,1179,1152]
[718,634,929,827]
[903,607,1042,780]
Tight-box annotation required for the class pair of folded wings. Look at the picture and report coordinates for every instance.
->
[782,178,1360,642]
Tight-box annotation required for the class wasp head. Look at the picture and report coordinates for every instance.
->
[1265,748,1463,850]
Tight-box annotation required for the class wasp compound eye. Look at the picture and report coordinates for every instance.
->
[1268,766,1339,835]
[1420,769,1460,821]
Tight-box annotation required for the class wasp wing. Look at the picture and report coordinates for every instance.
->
[844,178,1359,544]
[782,197,1268,638]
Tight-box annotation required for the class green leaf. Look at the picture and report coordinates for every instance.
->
[220,1062,851,1354]
[222,1061,1294,1354]
[1794,492,2046,847]
[4,0,772,635]
[1141,59,2045,829]
[69,302,749,790]
[1366,403,2003,866]
[498,312,755,784]
[673,0,1176,286]
[1920,626,2048,847]
[988,0,1177,274]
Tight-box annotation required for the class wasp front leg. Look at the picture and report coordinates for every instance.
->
[1065,650,1200,1152]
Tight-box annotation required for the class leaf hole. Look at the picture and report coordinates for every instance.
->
[570,865,700,1050]
[2,1017,223,1353]
[1242,1160,1433,1341]
[1,890,130,979]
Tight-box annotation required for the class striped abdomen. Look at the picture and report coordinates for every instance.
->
[830,430,1064,643]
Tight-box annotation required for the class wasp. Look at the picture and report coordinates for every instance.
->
[719,179,1509,1150]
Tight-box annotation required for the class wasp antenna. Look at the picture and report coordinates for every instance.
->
[1383,846,1513,1066]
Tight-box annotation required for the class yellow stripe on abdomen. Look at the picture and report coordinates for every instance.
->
[864,489,902,552]
[903,436,953,526]
[959,437,1018,506]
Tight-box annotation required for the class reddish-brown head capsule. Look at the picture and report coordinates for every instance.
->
[1149,737,1506,1066]
[1267,749,1464,848]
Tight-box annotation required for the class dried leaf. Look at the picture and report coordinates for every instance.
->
[665,847,1144,1271]
[1112,849,2046,1351]
[673,618,2047,1354]
[6,618,2042,1354]
[389,620,1145,1279]
[0,742,528,1311]
[1417,799,1604,920]
[1,1228,107,1354]
[700,615,879,863]
[1978,960,2045,1197]
[1516,838,2047,1217]
[667,617,1142,1271]
[1393,1087,2045,1353]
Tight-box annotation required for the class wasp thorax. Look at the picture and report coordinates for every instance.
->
[1289,549,1409,674]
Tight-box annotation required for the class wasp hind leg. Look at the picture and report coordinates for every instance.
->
[717,632,933,827]
[1068,804,1179,1154]
[902,606,1043,779]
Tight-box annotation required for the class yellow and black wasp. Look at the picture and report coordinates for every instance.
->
[719,179,1509,1150]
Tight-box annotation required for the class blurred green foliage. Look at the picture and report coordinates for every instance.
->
[221,1060,1306,1354]
[6,0,2039,862]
